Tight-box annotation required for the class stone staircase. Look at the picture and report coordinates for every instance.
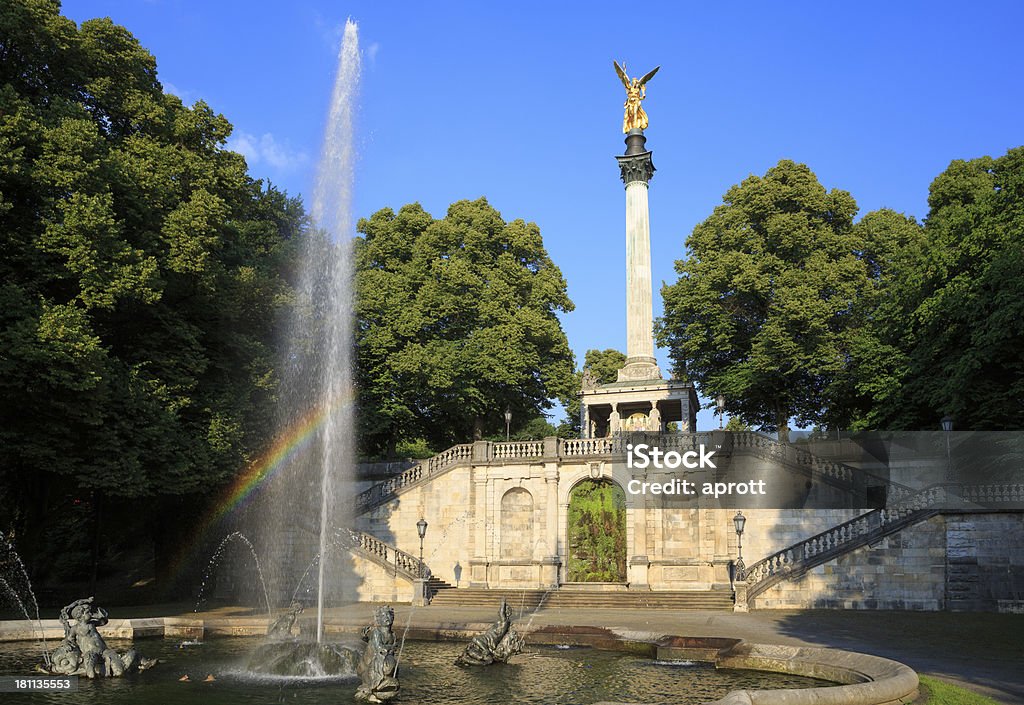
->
[740,482,1024,606]
[428,587,734,610]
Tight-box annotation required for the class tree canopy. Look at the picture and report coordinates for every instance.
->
[658,149,1024,433]
[881,147,1024,430]
[656,160,866,435]
[0,0,304,568]
[354,199,575,455]
[558,348,627,438]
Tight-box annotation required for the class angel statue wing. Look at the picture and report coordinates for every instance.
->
[613,60,630,90]
[638,65,660,86]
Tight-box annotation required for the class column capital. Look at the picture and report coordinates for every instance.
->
[616,151,655,186]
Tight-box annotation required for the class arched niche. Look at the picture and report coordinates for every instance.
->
[500,487,534,559]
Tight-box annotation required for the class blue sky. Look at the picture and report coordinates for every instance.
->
[62,1,1024,430]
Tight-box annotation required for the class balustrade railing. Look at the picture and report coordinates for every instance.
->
[354,443,473,512]
[560,437,620,456]
[352,430,926,517]
[493,440,545,459]
[742,484,953,600]
[333,528,429,580]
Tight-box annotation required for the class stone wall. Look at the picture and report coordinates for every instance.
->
[946,513,1024,611]
[336,552,414,603]
[355,466,476,589]
[754,515,947,610]
[752,513,1024,610]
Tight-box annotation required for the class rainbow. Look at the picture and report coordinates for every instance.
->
[168,397,348,579]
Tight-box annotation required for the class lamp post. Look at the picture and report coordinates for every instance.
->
[716,395,726,430]
[416,518,428,572]
[733,511,746,578]
[412,518,429,605]
[941,415,954,482]
[504,408,512,442]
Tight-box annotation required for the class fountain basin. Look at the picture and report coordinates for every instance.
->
[0,616,919,705]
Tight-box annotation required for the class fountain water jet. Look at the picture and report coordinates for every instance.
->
[194,532,272,618]
[310,18,361,645]
[254,16,361,648]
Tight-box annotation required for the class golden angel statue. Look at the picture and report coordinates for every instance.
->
[614,61,660,133]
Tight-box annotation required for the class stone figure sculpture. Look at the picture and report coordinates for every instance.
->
[355,605,400,702]
[454,598,524,666]
[43,597,156,678]
[614,61,660,133]
[266,601,304,640]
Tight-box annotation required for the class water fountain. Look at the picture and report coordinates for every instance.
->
[238,15,365,683]
[193,532,272,619]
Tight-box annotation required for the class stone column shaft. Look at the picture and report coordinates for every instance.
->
[625,180,655,362]
[616,130,660,382]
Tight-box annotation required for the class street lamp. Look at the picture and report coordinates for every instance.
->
[941,415,954,482]
[416,518,428,574]
[733,511,746,578]
[504,408,512,442]
[716,395,726,430]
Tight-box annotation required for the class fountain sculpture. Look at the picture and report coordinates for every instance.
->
[266,601,304,640]
[454,598,524,666]
[356,605,401,702]
[41,597,157,678]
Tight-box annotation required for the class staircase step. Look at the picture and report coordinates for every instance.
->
[427,588,733,610]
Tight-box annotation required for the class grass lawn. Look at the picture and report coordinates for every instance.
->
[920,676,1004,705]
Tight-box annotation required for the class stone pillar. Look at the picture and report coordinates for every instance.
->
[469,469,489,587]
[629,491,650,590]
[581,403,590,439]
[543,464,560,588]
[616,130,660,383]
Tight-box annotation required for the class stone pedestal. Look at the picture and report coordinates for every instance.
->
[733,579,749,612]
[412,578,429,607]
[628,555,651,589]
[540,556,561,589]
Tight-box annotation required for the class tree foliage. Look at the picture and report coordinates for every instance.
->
[0,0,304,552]
[559,348,626,438]
[354,199,575,455]
[566,479,626,582]
[881,147,1024,429]
[657,160,865,434]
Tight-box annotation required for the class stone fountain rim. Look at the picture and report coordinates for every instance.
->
[0,616,919,705]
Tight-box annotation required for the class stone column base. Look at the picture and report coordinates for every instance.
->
[412,578,429,607]
[628,555,651,589]
[733,580,749,612]
[540,556,561,589]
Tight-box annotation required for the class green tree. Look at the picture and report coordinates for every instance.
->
[833,208,925,430]
[355,199,575,455]
[558,348,626,437]
[656,160,866,436]
[583,348,627,384]
[0,0,304,583]
[882,147,1024,429]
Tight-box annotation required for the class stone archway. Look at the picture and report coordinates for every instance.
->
[566,479,627,582]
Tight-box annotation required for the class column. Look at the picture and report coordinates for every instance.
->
[616,130,661,382]
[469,468,489,587]
[541,464,560,588]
